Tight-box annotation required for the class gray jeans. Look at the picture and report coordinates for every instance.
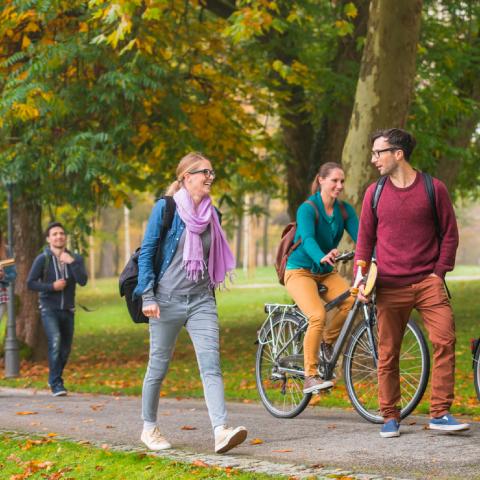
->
[142,291,227,429]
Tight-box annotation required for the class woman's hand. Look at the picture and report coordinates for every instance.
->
[320,248,339,266]
[142,303,160,318]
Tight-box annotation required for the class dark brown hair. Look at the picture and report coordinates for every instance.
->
[45,222,65,238]
[310,162,343,195]
[371,128,417,161]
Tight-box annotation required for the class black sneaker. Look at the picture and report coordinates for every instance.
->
[51,384,67,397]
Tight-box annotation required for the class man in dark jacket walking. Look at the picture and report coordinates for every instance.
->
[27,222,88,396]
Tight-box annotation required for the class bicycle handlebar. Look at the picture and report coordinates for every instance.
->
[334,250,355,263]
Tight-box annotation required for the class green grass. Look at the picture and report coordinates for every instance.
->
[447,265,480,277]
[0,433,286,479]
[1,269,479,418]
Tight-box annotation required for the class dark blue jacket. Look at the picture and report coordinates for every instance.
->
[27,248,88,310]
[0,265,16,286]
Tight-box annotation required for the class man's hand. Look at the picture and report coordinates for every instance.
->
[320,248,339,266]
[59,252,75,264]
[429,273,440,279]
[143,303,160,318]
[53,279,67,291]
[357,284,369,303]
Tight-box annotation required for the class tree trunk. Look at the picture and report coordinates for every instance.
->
[342,0,423,211]
[282,86,315,219]
[280,1,370,218]
[311,0,370,169]
[98,207,121,278]
[13,191,46,360]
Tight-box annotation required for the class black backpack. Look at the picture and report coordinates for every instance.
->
[371,172,451,297]
[372,171,441,240]
[119,196,176,323]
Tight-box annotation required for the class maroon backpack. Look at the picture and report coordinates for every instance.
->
[274,200,348,285]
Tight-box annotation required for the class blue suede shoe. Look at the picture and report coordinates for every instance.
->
[429,414,470,432]
[380,419,400,438]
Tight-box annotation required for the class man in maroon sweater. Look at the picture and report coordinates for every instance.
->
[356,128,469,438]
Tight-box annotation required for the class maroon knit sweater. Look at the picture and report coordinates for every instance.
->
[354,172,459,288]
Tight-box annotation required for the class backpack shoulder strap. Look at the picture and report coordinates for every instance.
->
[371,176,388,223]
[42,252,50,282]
[304,200,319,223]
[421,172,442,240]
[162,196,176,234]
[337,200,348,221]
[153,196,176,276]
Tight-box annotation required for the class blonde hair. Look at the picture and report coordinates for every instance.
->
[310,162,343,195]
[165,152,210,196]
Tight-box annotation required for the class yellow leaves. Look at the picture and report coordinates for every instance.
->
[24,22,40,33]
[250,438,263,445]
[344,2,358,19]
[15,411,38,416]
[335,19,354,37]
[22,35,31,49]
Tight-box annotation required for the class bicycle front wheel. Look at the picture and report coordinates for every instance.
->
[344,319,430,424]
[474,344,480,401]
[255,314,311,418]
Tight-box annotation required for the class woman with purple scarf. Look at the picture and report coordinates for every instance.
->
[136,152,247,454]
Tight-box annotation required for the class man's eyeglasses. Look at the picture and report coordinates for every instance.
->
[188,168,216,178]
[371,147,400,159]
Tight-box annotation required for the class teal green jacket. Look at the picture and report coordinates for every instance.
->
[286,192,359,274]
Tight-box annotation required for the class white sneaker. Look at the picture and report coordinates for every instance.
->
[141,427,172,451]
[214,425,247,454]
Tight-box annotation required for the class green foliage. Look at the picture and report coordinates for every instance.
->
[410,0,480,196]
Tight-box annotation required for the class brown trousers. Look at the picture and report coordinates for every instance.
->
[284,269,354,376]
[376,275,455,421]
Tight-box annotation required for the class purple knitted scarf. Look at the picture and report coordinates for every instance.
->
[173,188,235,287]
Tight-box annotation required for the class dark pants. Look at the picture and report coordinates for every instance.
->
[41,309,75,387]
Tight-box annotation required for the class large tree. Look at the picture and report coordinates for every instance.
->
[342,0,423,209]
[0,0,275,357]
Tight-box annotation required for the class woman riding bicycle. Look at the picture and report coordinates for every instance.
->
[284,162,359,394]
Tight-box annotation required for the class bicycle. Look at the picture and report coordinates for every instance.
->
[471,337,480,401]
[255,251,430,423]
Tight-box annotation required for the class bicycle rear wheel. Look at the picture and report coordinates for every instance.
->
[474,344,480,401]
[344,318,430,424]
[255,314,311,418]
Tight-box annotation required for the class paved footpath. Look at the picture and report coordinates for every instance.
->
[1,388,478,480]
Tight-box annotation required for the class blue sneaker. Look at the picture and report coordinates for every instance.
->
[380,419,400,438]
[429,414,470,432]
[51,383,67,397]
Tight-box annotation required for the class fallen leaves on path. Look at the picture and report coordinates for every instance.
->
[272,449,292,453]
[192,459,209,468]
[249,438,263,445]
[181,425,197,430]
[16,411,38,416]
